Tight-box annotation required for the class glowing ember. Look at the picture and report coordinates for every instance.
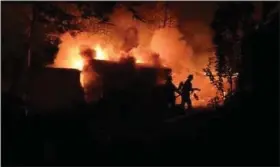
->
[223,91,227,96]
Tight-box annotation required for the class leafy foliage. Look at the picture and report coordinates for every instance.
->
[203,56,224,105]
[203,55,236,108]
[32,2,152,45]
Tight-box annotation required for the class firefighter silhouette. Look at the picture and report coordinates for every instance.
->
[180,74,200,110]
[164,75,180,109]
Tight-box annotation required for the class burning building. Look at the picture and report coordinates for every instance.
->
[26,59,170,115]
[83,58,170,101]
[44,3,238,108]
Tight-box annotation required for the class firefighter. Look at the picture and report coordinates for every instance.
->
[180,74,200,110]
[164,75,180,109]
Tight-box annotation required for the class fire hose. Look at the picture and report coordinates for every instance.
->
[175,90,200,101]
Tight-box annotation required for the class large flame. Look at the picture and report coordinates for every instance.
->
[94,44,108,61]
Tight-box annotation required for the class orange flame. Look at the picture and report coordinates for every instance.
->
[94,44,108,60]
[74,59,84,71]
[66,47,84,71]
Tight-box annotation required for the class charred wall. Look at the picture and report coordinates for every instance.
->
[89,60,171,118]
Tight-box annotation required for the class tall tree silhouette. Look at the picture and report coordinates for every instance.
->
[211,2,255,74]
[240,2,279,92]
[211,2,256,94]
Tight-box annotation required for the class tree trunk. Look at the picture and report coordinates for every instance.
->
[27,5,38,69]
[18,5,38,98]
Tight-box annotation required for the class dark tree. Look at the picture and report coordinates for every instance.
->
[211,2,256,74]
[239,2,279,92]
[210,2,257,96]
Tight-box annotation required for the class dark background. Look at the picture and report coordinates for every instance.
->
[1,1,279,166]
